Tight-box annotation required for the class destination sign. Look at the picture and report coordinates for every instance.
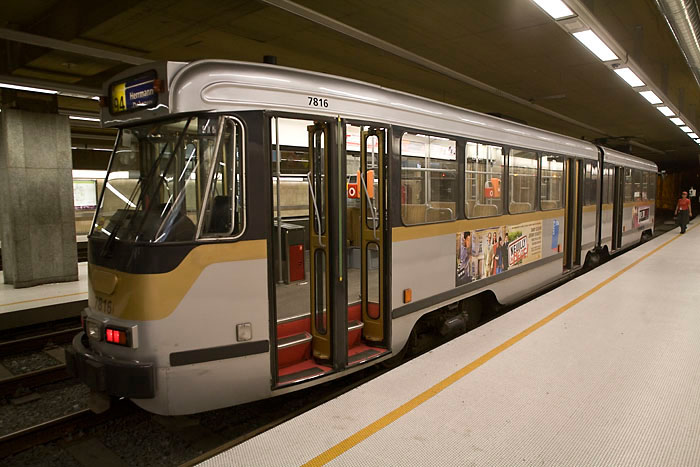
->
[110,71,158,114]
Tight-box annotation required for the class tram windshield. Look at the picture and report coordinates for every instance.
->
[91,114,244,244]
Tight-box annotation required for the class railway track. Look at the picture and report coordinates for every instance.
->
[0,326,80,398]
[0,401,137,458]
[0,363,70,398]
[0,326,81,358]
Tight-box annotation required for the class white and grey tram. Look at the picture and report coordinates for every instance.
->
[66,60,657,415]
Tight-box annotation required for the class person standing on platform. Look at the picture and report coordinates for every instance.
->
[675,191,692,234]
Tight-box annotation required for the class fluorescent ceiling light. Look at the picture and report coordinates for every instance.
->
[689,133,698,139]
[71,147,112,152]
[639,90,662,104]
[670,117,685,125]
[531,0,575,19]
[573,30,619,61]
[680,126,692,133]
[0,82,58,94]
[656,106,674,116]
[614,68,645,87]
[69,115,100,122]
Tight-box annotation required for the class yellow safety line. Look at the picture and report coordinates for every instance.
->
[0,291,88,308]
[303,224,695,466]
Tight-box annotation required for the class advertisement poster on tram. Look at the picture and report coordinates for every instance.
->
[456,220,543,287]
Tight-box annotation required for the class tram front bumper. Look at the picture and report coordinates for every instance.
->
[65,332,155,399]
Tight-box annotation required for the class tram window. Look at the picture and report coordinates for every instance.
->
[200,117,245,238]
[540,154,565,210]
[582,161,598,206]
[624,168,633,202]
[648,172,656,200]
[640,171,649,200]
[400,132,457,225]
[465,141,504,218]
[603,163,615,204]
[92,115,240,244]
[271,118,311,175]
[270,118,313,220]
[508,149,538,213]
[632,169,642,201]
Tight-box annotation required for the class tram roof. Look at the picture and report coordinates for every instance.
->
[103,60,602,161]
[602,147,658,172]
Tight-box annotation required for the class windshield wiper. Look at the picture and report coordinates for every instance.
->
[100,117,193,255]
[131,117,193,242]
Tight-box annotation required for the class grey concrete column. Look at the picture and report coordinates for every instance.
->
[0,109,78,288]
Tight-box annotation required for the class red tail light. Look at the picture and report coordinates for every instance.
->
[105,327,128,346]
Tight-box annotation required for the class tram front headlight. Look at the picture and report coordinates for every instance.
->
[86,320,102,341]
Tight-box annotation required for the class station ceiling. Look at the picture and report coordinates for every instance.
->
[2,0,700,169]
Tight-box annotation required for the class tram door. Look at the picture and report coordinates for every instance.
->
[345,123,387,366]
[307,123,332,360]
[270,117,388,387]
[563,158,583,270]
[611,166,624,251]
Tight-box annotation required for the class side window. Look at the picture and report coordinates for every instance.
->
[648,172,656,200]
[603,163,615,204]
[583,161,598,206]
[271,117,313,219]
[540,154,565,210]
[624,168,633,202]
[401,132,457,224]
[200,117,245,237]
[465,142,504,218]
[508,149,538,213]
[632,169,642,201]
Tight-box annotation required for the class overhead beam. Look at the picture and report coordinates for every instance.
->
[0,27,150,66]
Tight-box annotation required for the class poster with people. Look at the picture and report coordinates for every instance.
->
[456,220,543,287]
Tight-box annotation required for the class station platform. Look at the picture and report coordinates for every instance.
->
[0,262,88,331]
[202,222,700,467]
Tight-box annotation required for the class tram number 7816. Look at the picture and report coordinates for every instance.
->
[308,97,329,108]
[96,296,113,315]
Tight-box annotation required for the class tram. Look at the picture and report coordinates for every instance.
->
[66,60,657,415]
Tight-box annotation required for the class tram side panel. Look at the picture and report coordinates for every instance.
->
[390,213,565,353]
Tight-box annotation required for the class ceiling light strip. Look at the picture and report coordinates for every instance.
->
[549,0,699,149]
[531,0,575,19]
[573,30,619,61]
[614,68,645,87]
[0,74,99,100]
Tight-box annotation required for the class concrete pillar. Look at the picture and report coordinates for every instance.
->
[0,109,78,288]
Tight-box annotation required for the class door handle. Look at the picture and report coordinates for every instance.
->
[359,170,378,241]
[307,171,325,248]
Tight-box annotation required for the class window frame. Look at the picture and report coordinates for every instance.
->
[623,167,634,202]
[507,147,540,214]
[196,114,247,241]
[539,152,567,211]
[581,160,599,207]
[399,128,459,226]
[464,138,506,219]
[647,171,656,200]
[632,169,643,202]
